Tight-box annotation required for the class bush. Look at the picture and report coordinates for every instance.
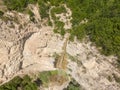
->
[28,10,35,22]
[0,11,4,17]
[4,0,37,12]
[0,76,22,90]
[63,78,82,90]
[0,75,38,90]
[38,0,50,19]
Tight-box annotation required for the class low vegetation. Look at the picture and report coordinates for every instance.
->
[4,0,37,12]
[39,70,68,87]
[0,75,38,90]
[27,9,35,22]
[2,0,120,57]
[113,74,120,84]
[53,21,65,36]
[66,0,120,57]
[68,54,82,67]
[0,11,4,17]
[0,70,68,89]
[53,53,60,67]
[38,0,50,19]
[36,0,120,57]
[63,78,82,90]
[51,6,67,36]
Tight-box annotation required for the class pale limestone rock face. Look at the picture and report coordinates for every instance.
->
[0,10,39,82]
[22,26,65,72]
[0,47,8,64]
[82,59,96,69]
[67,41,120,90]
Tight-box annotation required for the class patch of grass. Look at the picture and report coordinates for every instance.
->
[51,6,67,15]
[39,70,68,87]
[53,21,65,36]
[51,5,67,36]
[48,18,52,26]
[60,28,66,36]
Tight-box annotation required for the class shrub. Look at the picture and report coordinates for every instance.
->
[63,78,82,90]
[38,0,50,19]
[0,75,38,90]
[0,11,4,17]
[4,0,37,12]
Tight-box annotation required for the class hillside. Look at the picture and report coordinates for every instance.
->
[0,0,120,90]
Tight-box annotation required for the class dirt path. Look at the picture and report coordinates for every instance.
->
[56,34,70,69]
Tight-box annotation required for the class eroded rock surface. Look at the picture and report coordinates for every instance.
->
[67,40,120,90]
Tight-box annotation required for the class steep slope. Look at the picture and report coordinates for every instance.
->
[0,1,120,90]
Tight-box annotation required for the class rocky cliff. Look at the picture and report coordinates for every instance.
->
[0,2,120,90]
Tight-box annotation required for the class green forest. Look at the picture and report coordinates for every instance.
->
[2,0,120,57]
